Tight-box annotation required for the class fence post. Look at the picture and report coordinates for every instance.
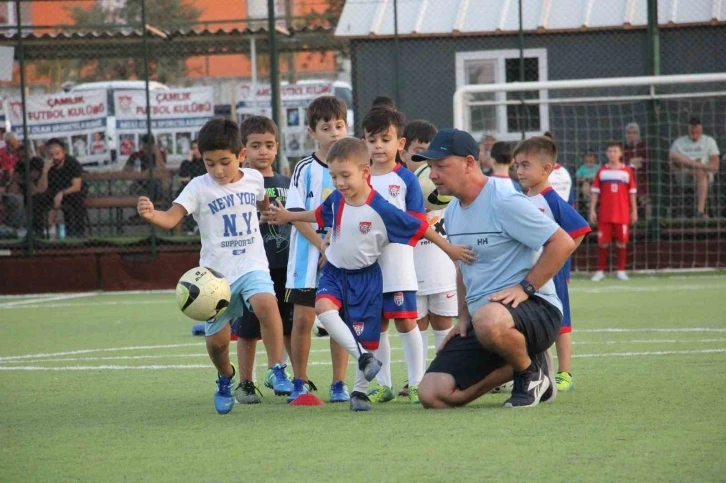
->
[647,0,664,228]
[141,0,157,256]
[268,0,281,140]
[14,0,32,255]
[393,0,400,107]
[518,0,526,140]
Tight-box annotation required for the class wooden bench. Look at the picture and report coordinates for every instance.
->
[83,196,139,235]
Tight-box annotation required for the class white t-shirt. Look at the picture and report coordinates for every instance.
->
[174,169,269,284]
[548,164,574,205]
[370,164,426,292]
[414,209,456,295]
[670,134,720,173]
[285,154,334,289]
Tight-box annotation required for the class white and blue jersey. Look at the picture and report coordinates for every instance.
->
[314,189,428,349]
[445,179,563,317]
[370,163,426,292]
[285,153,335,289]
[526,187,591,332]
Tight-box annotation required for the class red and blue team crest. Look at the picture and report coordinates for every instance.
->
[393,292,404,306]
[388,184,401,197]
[359,221,372,234]
[352,322,364,336]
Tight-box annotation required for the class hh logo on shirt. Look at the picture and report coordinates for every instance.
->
[353,322,364,336]
[394,292,404,306]
[388,185,401,197]
[359,221,372,234]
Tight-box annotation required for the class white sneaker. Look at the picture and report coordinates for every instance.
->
[616,271,629,281]
[591,271,605,282]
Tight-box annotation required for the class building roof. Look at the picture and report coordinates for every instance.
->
[335,0,726,38]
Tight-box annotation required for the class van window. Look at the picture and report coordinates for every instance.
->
[334,86,353,110]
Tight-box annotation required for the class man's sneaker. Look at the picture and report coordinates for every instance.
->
[556,372,574,392]
[358,353,382,382]
[367,385,395,403]
[234,380,262,404]
[286,378,318,403]
[616,270,629,281]
[264,363,294,396]
[408,385,420,404]
[591,270,605,282]
[398,383,409,397]
[503,364,550,408]
[349,391,373,412]
[329,381,350,403]
[535,349,557,404]
[214,364,236,414]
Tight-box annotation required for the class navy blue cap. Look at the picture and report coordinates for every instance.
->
[411,128,479,161]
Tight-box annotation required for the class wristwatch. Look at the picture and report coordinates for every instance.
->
[519,280,536,297]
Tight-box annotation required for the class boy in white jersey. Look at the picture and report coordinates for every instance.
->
[400,120,455,397]
[285,96,350,403]
[136,119,292,414]
[264,137,475,411]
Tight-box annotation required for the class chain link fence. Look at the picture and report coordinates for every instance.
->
[0,0,723,275]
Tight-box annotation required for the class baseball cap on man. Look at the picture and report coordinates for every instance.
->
[411,128,479,161]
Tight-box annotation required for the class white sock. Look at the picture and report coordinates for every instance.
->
[400,326,425,387]
[251,354,257,383]
[420,329,430,375]
[317,310,366,359]
[433,328,451,352]
[375,330,392,388]
[353,365,369,394]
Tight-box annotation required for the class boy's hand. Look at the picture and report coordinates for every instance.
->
[631,209,638,225]
[588,211,597,226]
[137,196,155,221]
[262,200,290,225]
[444,243,477,265]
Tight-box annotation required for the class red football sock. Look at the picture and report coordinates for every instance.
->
[617,246,628,271]
[598,247,608,272]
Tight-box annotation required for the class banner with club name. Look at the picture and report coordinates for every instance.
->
[114,87,214,164]
[6,90,108,165]
[236,82,336,158]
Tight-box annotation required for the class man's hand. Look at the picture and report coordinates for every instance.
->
[489,284,529,308]
[437,316,471,352]
[444,243,477,265]
[53,191,64,209]
[262,200,291,225]
[137,196,156,221]
[43,159,53,173]
[588,211,597,226]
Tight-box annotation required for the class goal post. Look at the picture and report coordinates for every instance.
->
[453,73,726,272]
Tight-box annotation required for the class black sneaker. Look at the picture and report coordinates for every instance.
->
[534,349,557,404]
[503,364,550,408]
[349,391,373,412]
[398,382,409,397]
[358,353,382,382]
[234,380,262,405]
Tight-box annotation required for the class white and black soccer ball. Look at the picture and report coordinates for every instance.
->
[176,267,231,322]
[491,381,514,394]
[415,164,454,211]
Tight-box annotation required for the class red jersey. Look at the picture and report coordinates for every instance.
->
[592,164,636,224]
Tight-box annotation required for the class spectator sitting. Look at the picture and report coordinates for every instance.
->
[478,132,496,175]
[669,117,720,218]
[576,150,599,211]
[123,134,168,199]
[1,157,46,238]
[177,140,205,234]
[33,138,87,237]
[0,132,20,187]
[623,122,650,218]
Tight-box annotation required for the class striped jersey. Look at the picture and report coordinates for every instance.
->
[369,163,426,292]
[285,153,335,289]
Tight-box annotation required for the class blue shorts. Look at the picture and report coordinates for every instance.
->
[206,270,276,337]
[316,263,383,350]
[553,270,572,334]
[382,290,418,319]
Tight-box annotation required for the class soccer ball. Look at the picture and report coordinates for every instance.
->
[415,164,453,211]
[176,267,231,321]
[491,381,514,394]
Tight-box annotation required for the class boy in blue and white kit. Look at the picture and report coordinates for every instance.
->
[264,137,475,411]
[514,136,591,392]
[137,119,293,414]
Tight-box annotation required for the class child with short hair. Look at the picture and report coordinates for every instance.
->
[514,136,591,392]
[136,118,293,414]
[489,141,522,192]
[285,95,351,403]
[232,115,295,404]
[589,142,637,282]
[264,137,474,411]
[401,120,438,171]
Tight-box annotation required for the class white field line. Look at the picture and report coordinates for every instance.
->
[5,338,726,365]
[577,328,726,333]
[0,292,96,308]
[568,283,726,294]
[0,300,171,310]
[2,348,726,371]
[0,343,202,362]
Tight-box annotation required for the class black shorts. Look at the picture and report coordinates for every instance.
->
[232,268,292,339]
[426,296,562,391]
[284,288,316,308]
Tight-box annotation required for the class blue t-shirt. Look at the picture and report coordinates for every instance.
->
[445,179,562,316]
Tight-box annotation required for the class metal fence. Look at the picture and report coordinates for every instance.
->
[0,0,724,271]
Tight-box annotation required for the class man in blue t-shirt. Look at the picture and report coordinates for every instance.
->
[412,129,576,409]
